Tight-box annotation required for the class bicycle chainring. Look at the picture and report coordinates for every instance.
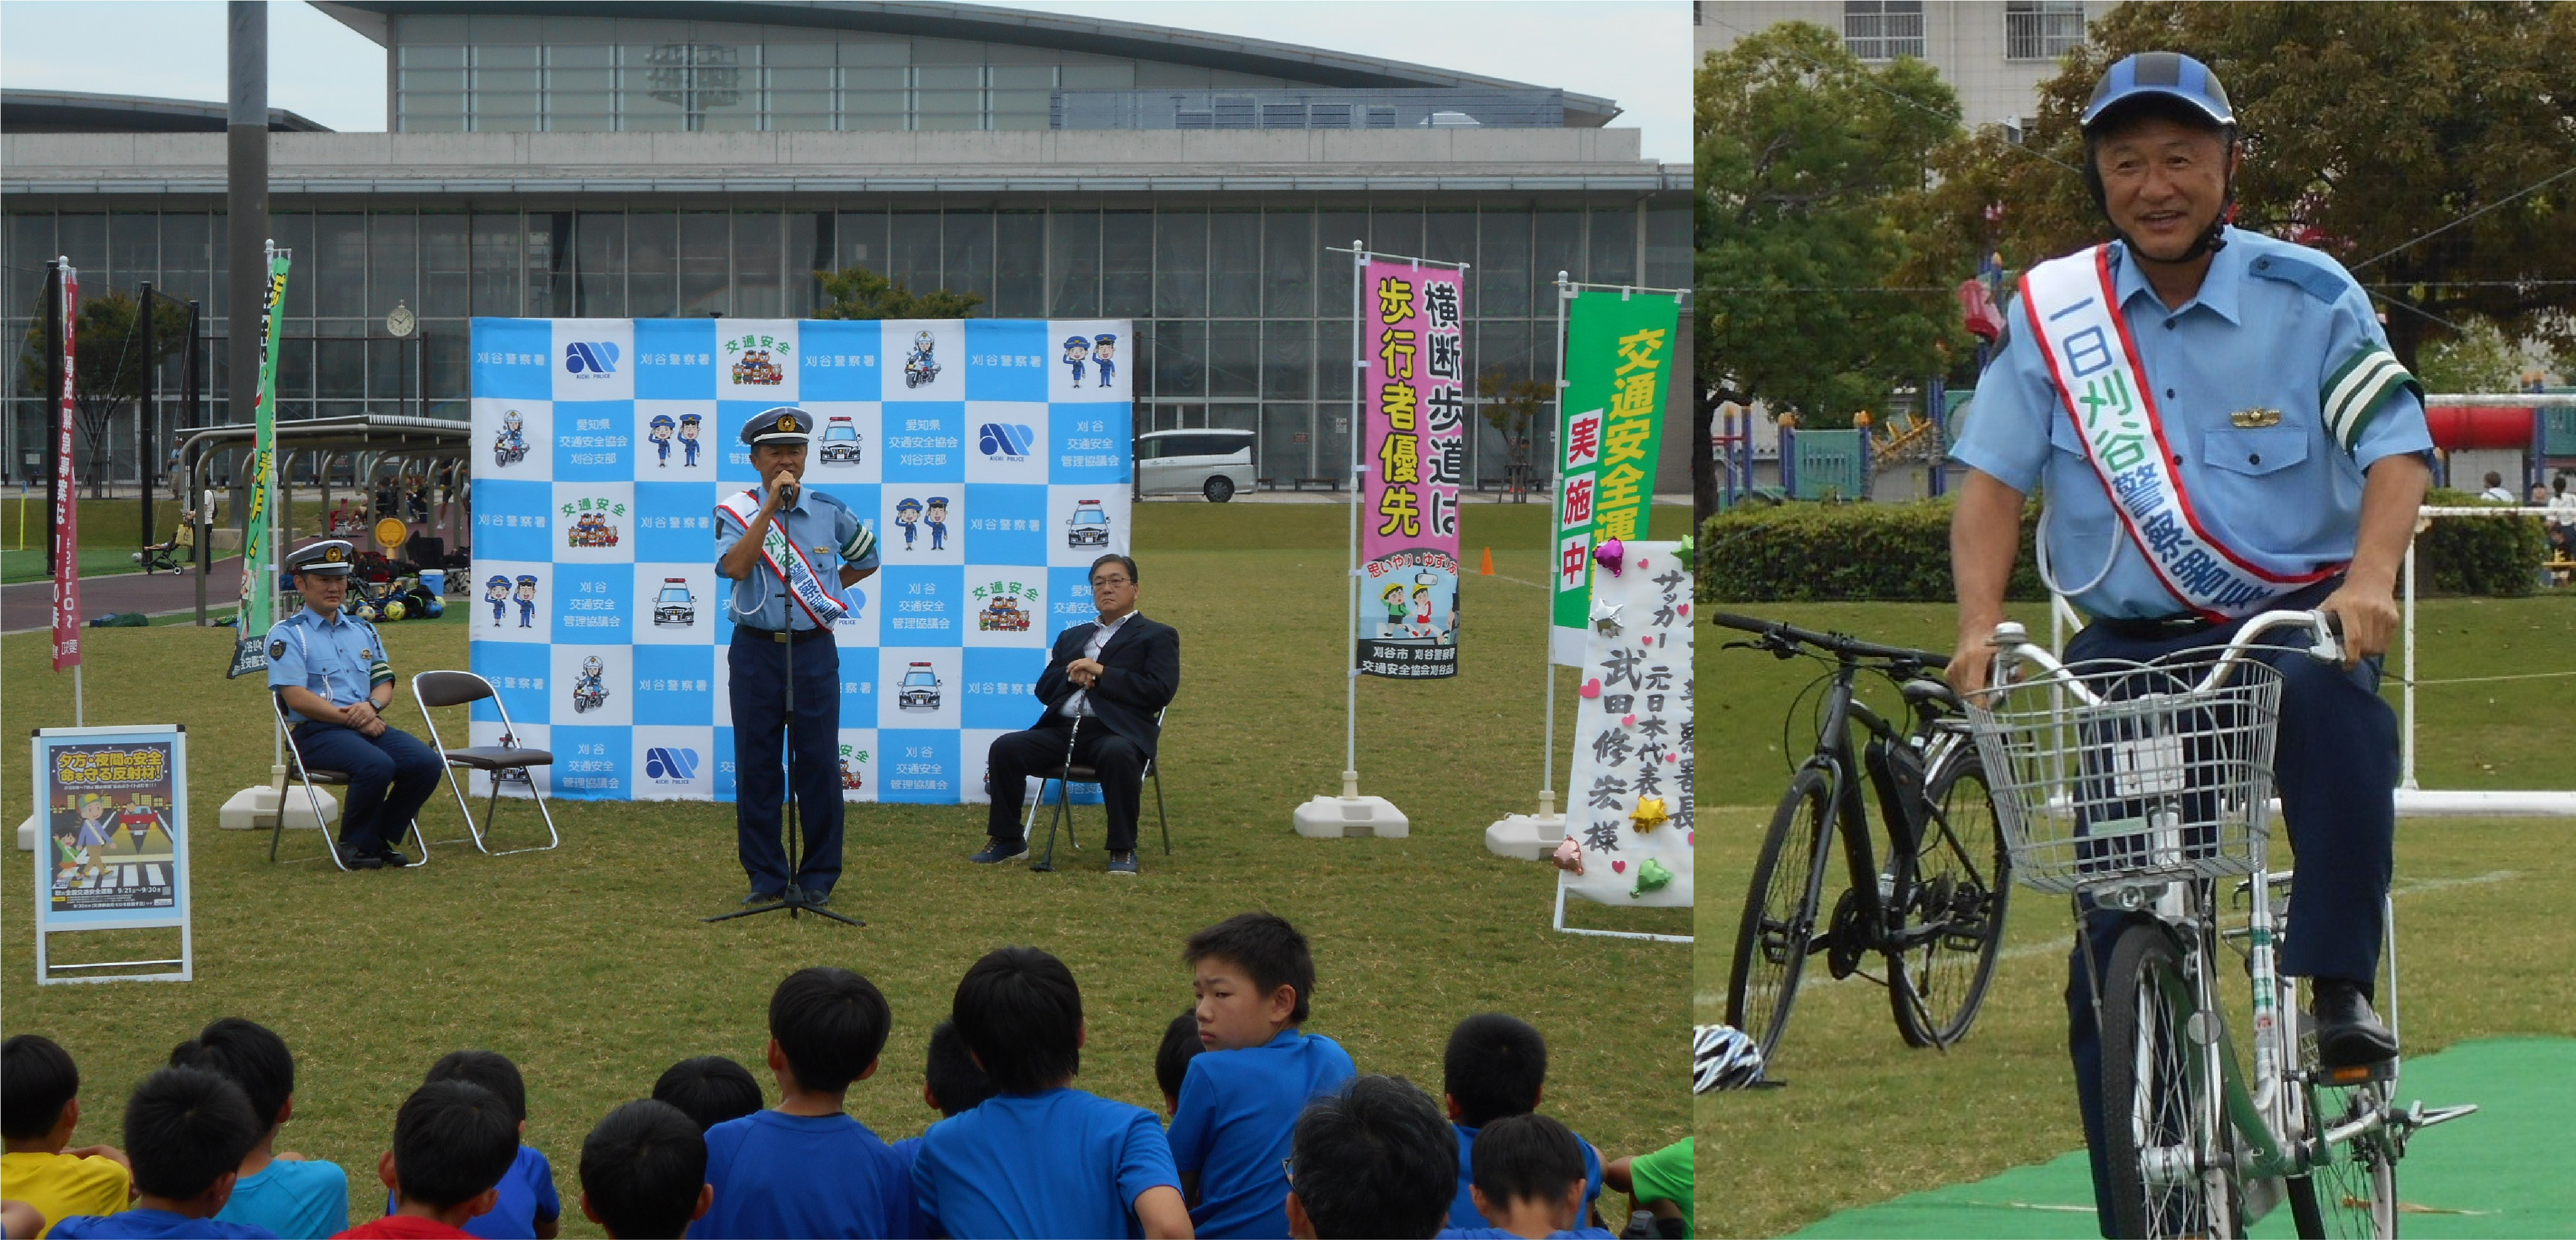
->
[1825,888,1871,979]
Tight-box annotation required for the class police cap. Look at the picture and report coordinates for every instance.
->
[285,539,356,576]
[740,405,813,446]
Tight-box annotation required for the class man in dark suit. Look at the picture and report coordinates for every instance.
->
[972,553,1179,874]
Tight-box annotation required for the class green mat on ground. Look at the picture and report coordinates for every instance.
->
[1792,1036,2574,1239]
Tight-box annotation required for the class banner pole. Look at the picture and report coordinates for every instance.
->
[1343,240,1364,800]
[1539,273,1571,820]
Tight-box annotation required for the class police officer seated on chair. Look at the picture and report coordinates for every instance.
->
[267,539,444,869]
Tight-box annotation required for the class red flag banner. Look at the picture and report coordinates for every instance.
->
[51,265,81,672]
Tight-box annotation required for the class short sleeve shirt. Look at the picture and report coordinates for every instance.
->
[687,1111,916,1240]
[47,1209,276,1239]
[266,607,392,721]
[1950,229,2433,620]
[1166,1029,1357,1239]
[1447,1124,1604,1233]
[915,1088,1179,1239]
[386,1145,554,1239]
[712,487,876,631]
[221,1157,351,1239]
[0,1150,130,1230]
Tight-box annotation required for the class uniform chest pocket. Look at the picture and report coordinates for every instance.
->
[2200,424,2312,478]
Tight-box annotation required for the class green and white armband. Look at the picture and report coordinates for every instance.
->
[841,520,878,563]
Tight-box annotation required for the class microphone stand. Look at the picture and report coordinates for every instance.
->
[706,499,860,927]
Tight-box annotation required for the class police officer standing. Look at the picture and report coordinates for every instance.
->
[267,540,444,869]
[715,407,878,910]
[1945,53,2427,1236]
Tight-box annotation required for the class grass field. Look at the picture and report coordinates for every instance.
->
[1688,597,2576,1237]
[2,501,1692,1236]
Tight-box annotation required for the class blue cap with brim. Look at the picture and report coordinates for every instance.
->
[285,539,355,575]
[740,406,814,445]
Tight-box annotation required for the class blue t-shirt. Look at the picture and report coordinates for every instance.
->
[222,1157,351,1238]
[687,1109,916,1240]
[1167,1029,1357,1239]
[387,1144,556,1239]
[1446,1124,1603,1232]
[914,1087,1179,1239]
[1437,1227,1617,1240]
[47,1208,277,1239]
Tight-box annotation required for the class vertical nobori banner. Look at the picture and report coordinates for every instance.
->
[1559,541,1692,909]
[1358,260,1468,679]
[227,249,292,678]
[1550,292,1679,666]
[49,265,80,672]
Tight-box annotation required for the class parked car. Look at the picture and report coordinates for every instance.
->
[1136,428,1254,502]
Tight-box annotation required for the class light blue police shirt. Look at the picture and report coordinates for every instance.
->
[265,606,391,722]
[1951,228,2433,620]
[712,486,878,631]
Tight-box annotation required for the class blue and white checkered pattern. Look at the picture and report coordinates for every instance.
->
[469,317,1133,806]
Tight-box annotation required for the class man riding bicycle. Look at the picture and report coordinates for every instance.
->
[1942,51,2431,1234]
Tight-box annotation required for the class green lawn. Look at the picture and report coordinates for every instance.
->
[2,503,1688,1235]
[1688,598,2576,1237]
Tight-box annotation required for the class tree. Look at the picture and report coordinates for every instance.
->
[1916,2,2576,372]
[18,289,189,498]
[1695,22,1964,522]
[1474,366,1552,500]
[2415,316,2519,395]
[809,266,984,320]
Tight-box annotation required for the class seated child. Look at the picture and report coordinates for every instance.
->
[576,1101,708,1240]
[1155,1011,1202,1117]
[46,1067,273,1240]
[888,1019,996,1175]
[0,1036,131,1231]
[336,1080,520,1239]
[1438,1115,1613,1240]
[385,1053,559,1239]
[649,1058,763,1133]
[173,1018,349,1238]
[1602,1138,1691,1239]
[1440,1016,1601,1232]
[1286,1074,1456,1239]
[1170,912,1357,1238]
[913,947,1189,1239]
[690,967,915,1239]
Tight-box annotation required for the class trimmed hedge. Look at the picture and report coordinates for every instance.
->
[1696,490,2551,602]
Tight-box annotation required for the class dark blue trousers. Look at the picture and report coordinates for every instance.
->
[292,724,443,856]
[2062,586,2397,1235]
[728,627,843,897]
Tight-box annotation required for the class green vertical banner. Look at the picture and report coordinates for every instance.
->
[227,249,291,678]
[1550,292,1677,665]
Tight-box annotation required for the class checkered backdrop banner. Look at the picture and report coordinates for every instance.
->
[467,317,1134,806]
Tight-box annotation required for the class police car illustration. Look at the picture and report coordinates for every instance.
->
[652,578,695,626]
[1066,499,1111,548]
[897,661,943,711]
[818,413,863,464]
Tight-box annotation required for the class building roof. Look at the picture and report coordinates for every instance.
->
[0,89,331,134]
[311,0,1621,127]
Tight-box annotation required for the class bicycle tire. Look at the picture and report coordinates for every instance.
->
[1887,746,2012,1048]
[1728,766,1836,1061]
[2288,1032,2400,1238]
[2100,922,2239,1239]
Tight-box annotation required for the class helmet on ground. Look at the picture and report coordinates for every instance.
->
[1694,1023,1765,1093]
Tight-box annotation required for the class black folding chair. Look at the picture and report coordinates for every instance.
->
[411,670,561,856]
[1024,707,1172,870]
[269,691,428,872]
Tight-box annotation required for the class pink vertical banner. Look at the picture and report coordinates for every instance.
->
[1358,259,1466,679]
[51,266,82,673]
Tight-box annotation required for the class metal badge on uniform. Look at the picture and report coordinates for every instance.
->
[269,639,287,659]
[813,545,829,556]
[2231,408,2282,428]
[361,649,375,661]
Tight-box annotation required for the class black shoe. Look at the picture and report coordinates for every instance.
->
[2311,978,2399,1069]
[337,845,384,870]
[377,848,411,868]
[741,890,784,908]
[1106,850,1139,876]
[801,889,833,910]
[969,839,1029,865]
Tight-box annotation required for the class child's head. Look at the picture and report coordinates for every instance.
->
[768,967,892,1097]
[577,1099,709,1240]
[650,1056,763,1133]
[1287,1074,1457,1239]
[170,1018,294,1137]
[422,1050,528,1125]
[388,1080,519,1215]
[922,1019,995,1117]
[1,1035,79,1144]
[1443,1014,1547,1128]
[1154,1011,1203,1114]
[124,1066,263,1204]
[1467,1113,1587,1230]
[952,946,1082,1095]
[1183,912,1315,1050]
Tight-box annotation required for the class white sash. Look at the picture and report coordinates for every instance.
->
[717,489,846,628]
[2020,247,2338,620]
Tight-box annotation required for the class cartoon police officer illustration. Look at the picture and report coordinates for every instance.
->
[925,496,950,551]
[1092,333,1117,388]
[486,574,512,626]
[649,413,677,467]
[678,413,703,467]
[1062,335,1091,386]
[895,498,923,550]
[515,574,540,628]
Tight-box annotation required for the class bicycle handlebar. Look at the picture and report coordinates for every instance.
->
[1985,608,2343,708]
[1707,611,1951,670]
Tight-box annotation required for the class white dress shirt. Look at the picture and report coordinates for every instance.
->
[1059,609,1137,718]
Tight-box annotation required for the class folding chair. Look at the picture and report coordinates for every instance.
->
[269,691,428,872]
[1026,707,1171,871]
[411,670,561,856]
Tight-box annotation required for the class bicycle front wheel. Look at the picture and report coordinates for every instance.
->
[2100,923,2238,1239]
[1888,746,2012,1048]
[1728,766,1835,1061]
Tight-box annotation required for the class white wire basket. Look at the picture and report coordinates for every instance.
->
[1965,654,2287,895]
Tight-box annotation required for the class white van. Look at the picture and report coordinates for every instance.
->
[1136,428,1255,502]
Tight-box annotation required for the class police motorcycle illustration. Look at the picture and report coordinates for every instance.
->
[897,661,943,711]
[1066,499,1111,549]
[904,330,941,389]
[573,655,609,713]
[653,577,696,627]
[494,410,529,466]
[818,413,863,465]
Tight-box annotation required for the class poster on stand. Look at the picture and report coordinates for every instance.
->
[30,725,193,984]
[1558,541,1694,908]
[1357,260,1467,679]
[1550,292,1678,666]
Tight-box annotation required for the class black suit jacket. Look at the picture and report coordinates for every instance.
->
[1032,612,1179,757]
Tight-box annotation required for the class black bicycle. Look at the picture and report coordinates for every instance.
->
[1711,613,2013,1061]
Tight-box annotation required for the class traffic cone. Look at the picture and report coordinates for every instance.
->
[1479,546,1495,576]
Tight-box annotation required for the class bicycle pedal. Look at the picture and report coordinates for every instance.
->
[2311,1058,2395,1087]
